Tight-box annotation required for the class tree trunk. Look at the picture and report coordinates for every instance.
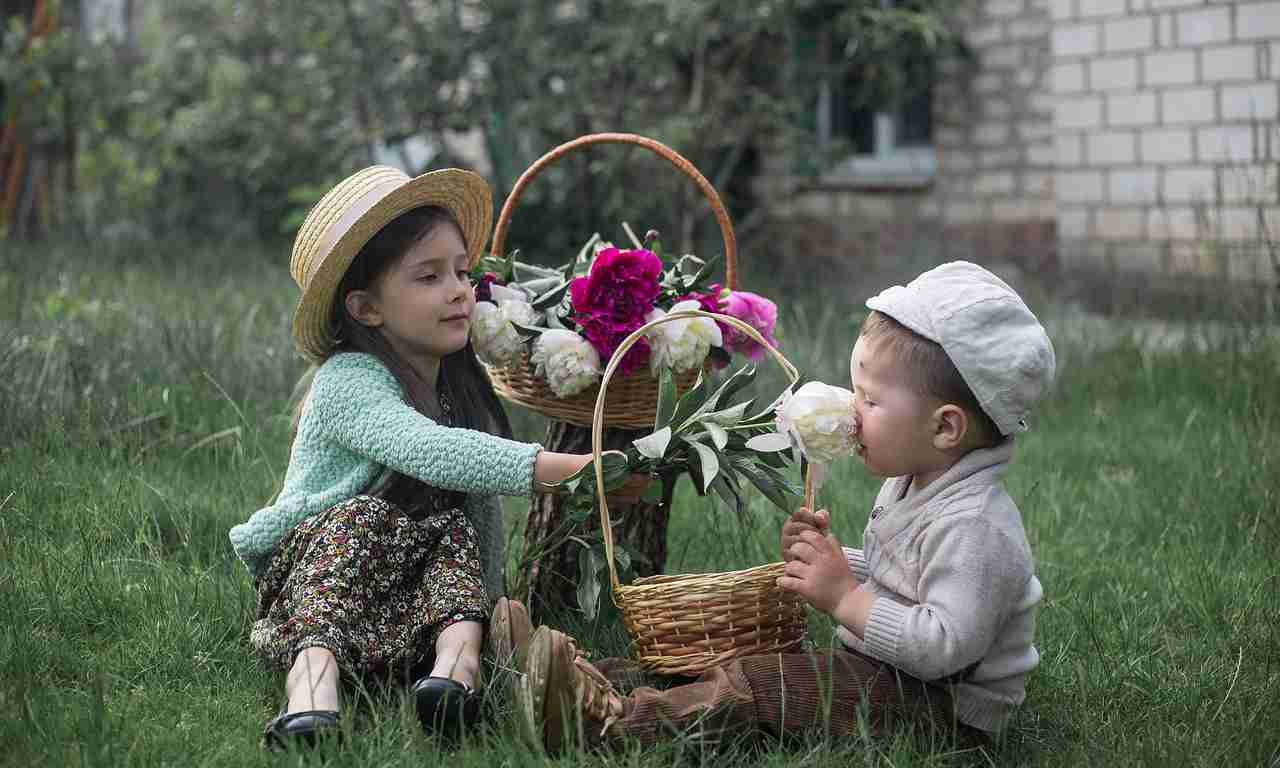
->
[2,1,48,239]
[515,420,677,623]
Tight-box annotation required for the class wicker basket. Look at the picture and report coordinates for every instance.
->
[485,132,740,429]
[590,310,812,677]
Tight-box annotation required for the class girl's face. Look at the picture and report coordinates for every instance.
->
[363,223,475,366]
[849,336,944,481]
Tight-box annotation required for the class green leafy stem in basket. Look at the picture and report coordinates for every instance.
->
[549,363,803,619]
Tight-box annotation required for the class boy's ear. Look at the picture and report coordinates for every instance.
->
[344,290,383,329]
[932,404,968,451]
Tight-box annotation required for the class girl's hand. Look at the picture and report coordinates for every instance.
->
[780,507,830,562]
[533,450,627,490]
[778,527,858,615]
[604,471,658,505]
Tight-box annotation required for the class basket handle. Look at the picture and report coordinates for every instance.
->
[592,311,799,595]
[489,133,739,290]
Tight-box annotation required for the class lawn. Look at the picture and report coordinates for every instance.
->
[2,239,1278,767]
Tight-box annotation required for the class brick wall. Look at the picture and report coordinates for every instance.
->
[932,0,1058,270]
[758,0,1278,291]
[1051,0,1280,283]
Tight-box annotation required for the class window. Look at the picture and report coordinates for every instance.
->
[810,1,937,188]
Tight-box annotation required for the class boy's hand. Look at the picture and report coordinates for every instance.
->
[778,528,859,615]
[780,507,830,562]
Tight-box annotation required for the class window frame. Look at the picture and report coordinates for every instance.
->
[812,0,937,189]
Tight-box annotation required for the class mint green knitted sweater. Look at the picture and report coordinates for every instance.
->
[228,352,541,597]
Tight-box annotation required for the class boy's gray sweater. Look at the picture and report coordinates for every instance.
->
[839,439,1042,733]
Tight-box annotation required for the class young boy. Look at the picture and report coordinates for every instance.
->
[502,261,1056,751]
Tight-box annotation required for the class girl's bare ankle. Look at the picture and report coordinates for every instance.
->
[286,648,341,713]
[429,651,480,689]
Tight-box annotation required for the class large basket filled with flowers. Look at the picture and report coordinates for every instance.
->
[470,133,777,428]
[584,310,861,677]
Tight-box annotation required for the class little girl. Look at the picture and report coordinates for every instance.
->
[228,166,593,750]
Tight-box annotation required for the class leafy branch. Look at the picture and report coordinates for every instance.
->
[547,363,802,619]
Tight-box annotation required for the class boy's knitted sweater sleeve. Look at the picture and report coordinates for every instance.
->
[312,354,540,496]
[861,508,1031,683]
[841,547,870,583]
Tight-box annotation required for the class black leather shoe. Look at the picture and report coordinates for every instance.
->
[262,708,342,751]
[412,676,481,740]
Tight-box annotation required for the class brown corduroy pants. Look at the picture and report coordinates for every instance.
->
[611,648,981,747]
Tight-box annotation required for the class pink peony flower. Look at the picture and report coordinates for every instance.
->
[570,247,663,375]
[720,289,779,361]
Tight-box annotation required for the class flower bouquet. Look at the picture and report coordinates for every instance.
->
[469,228,779,428]
[473,131,777,428]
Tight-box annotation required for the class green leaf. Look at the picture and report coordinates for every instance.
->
[531,280,571,310]
[687,252,722,289]
[745,432,791,452]
[668,370,710,430]
[633,426,672,459]
[709,473,742,515]
[688,440,720,493]
[732,458,797,512]
[716,364,758,406]
[576,547,602,620]
[521,276,563,295]
[558,450,631,492]
[674,365,756,432]
[613,546,631,574]
[510,322,546,340]
[510,260,560,281]
[654,367,677,431]
[702,422,729,451]
[701,401,750,426]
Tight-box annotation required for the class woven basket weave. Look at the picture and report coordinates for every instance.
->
[590,310,811,677]
[485,133,739,429]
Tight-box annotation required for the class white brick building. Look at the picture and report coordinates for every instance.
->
[783,0,1279,289]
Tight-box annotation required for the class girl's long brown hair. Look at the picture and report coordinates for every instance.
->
[290,206,513,508]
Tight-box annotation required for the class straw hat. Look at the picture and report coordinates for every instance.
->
[289,165,493,361]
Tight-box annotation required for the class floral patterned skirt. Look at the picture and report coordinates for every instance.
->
[250,494,489,679]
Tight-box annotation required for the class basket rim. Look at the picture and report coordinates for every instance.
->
[488,132,739,291]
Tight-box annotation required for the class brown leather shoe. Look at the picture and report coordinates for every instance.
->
[521,626,625,753]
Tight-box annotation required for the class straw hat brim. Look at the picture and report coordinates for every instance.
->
[292,168,492,362]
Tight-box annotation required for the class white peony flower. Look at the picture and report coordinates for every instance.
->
[530,329,602,397]
[498,298,539,328]
[471,299,533,367]
[488,283,530,303]
[745,381,858,486]
[644,300,723,375]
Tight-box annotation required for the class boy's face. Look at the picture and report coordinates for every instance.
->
[849,336,943,480]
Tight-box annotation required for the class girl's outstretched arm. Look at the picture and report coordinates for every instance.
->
[533,451,592,489]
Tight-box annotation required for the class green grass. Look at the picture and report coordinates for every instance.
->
[2,238,1279,766]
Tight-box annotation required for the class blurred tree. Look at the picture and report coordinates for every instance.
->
[2,0,62,238]
[6,0,964,246]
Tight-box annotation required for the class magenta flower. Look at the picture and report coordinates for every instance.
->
[474,272,500,303]
[676,284,723,317]
[569,247,663,375]
[720,290,779,361]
